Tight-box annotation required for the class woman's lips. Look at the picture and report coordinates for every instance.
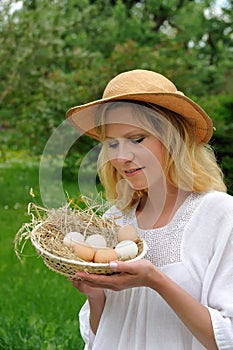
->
[124,167,145,177]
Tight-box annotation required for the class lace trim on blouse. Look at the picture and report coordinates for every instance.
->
[122,193,204,267]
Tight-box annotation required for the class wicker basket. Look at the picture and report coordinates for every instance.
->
[30,223,148,276]
[15,201,148,276]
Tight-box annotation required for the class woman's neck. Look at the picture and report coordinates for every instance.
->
[136,185,191,230]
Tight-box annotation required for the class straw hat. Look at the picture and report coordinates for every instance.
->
[66,69,213,143]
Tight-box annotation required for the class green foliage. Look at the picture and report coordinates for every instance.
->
[200,93,233,194]
[0,0,232,189]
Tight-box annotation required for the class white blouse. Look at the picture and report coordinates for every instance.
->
[79,191,233,350]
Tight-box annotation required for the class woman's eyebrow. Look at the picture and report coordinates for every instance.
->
[105,131,146,140]
[104,136,117,140]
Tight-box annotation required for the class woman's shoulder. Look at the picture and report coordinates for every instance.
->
[183,191,233,260]
[200,191,233,213]
[188,191,233,234]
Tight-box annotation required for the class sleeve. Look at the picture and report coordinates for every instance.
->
[206,230,233,349]
[79,300,96,350]
[102,205,125,225]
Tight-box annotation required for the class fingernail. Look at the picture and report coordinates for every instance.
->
[109,261,118,269]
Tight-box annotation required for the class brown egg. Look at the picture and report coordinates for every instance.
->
[94,248,119,263]
[117,224,139,242]
[73,243,95,262]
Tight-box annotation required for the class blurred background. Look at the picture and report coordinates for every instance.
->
[0,0,232,349]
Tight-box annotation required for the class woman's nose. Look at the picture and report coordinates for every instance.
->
[117,150,134,163]
[111,140,135,162]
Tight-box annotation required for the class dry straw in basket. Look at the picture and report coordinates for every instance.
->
[14,199,147,276]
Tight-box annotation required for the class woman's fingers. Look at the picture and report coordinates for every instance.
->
[70,259,156,292]
[109,259,144,273]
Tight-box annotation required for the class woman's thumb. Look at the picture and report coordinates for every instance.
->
[109,260,136,272]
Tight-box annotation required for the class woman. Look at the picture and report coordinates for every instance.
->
[66,70,233,350]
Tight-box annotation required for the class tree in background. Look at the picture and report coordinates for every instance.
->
[0,0,232,190]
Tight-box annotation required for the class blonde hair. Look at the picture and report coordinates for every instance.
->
[95,101,226,210]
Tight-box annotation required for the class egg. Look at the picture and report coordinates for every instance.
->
[117,224,139,242]
[85,234,107,249]
[115,240,138,260]
[63,231,84,248]
[73,243,95,262]
[94,248,119,263]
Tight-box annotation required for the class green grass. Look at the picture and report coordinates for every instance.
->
[0,156,86,350]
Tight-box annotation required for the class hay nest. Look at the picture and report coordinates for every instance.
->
[15,199,147,276]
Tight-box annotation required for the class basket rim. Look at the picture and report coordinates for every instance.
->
[31,223,148,267]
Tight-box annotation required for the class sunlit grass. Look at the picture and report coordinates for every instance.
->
[0,157,86,349]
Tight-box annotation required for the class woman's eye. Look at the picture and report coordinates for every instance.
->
[107,140,119,149]
[107,137,145,148]
[131,137,145,144]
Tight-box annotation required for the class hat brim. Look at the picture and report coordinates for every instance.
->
[66,92,213,143]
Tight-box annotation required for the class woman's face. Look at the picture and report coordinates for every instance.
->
[104,105,165,191]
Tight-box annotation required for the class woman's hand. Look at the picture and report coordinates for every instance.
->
[71,276,105,299]
[71,259,160,292]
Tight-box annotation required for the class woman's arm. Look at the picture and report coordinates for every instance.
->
[72,278,106,334]
[148,268,217,350]
[88,292,106,334]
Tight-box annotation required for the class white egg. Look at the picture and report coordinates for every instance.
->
[85,234,107,249]
[63,231,84,247]
[115,240,138,260]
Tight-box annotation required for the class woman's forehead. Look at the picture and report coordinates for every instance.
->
[97,102,162,140]
[105,122,146,139]
[104,104,149,129]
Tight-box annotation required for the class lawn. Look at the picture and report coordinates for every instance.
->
[0,153,86,350]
